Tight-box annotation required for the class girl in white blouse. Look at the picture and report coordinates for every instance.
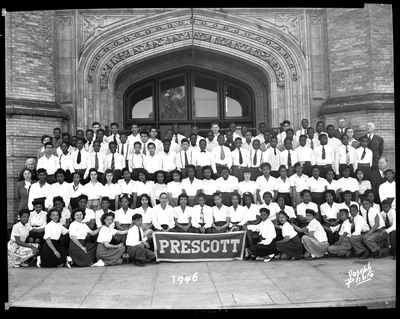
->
[337,165,359,203]
[241,192,262,248]
[201,166,218,207]
[68,172,84,211]
[95,197,115,229]
[118,168,135,205]
[237,169,258,205]
[326,208,352,258]
[8,209,40,267]
[273,165,293,206]
[68,208,101,267]
[167,169,183,207]
[27,199,47,245]
[181,165,202,207]
[102,169,121,211]
[53,196,71,229]
[135,194,154,243]
[320,190,342,245]
[275,211,303,260]
[37,208,70,268]
[228,193,246,231]
[355,169,371,203]
[306,165,328,207]
[209,192,231,233]
[92,211,129,267]
[325,168,341,202]
[132,168,154,208]
[52,169,72,209]
[170,194,193,232]
[82,168,104,211]
[151,170,168,207]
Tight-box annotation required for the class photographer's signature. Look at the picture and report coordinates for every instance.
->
[345,262,374,288]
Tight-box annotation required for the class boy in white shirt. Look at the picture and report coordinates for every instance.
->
[117,132,132,168]
[126,213,156,267]
[106,122,121,145]
[128,141,146,181]
[37,142,59,184]
[378,200,396,260]
[144,142,163,181]
[194,139,212,179]
[175,139,194,178]
[127,123,141,146]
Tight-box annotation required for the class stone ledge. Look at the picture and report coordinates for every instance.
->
[6,98,70,120]
[317,93,394,116]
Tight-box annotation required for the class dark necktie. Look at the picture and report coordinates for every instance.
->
[111,154,115,170]
[88,141,91,150]
[366,209,371,228]
[200,207,204,224]
[77,150,81,164]
[143,144,146,155]
[95,153,99,170]
[310,139,314,150]
[138,225,142,241]
[121,144,124,156]
[361,148,366,160]
[350,217,355,232]
[175,135,179,144]
[184,151,189,167]
[322,145,326,160]
[345,145,350,164]
[385,213,391,229]
[113,135,117,143]
[253,150,257,166]
[59,154,62,167]
[201,150,205,153]
[220,147,225,160]
[239,148,243,165]
[287,150,291,168]
[274,148,276,156]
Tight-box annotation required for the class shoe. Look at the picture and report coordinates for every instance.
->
[91,259,105,267]
[255,256,265,261]
[263,256,273,263]
[134,260,145,267]
[250,255,257,260]
[373,250,384,259]
[243,255,251,260]
[20,262,29,267]
[12,264,20,268]
[359,251,371,259]
[66,256,73,268]
[36,256,41,268]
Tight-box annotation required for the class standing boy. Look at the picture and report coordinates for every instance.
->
[117,132,132,168]
[231,137,249,182]
[354,136,373,179]
[37,142,59,184]
[128,123,141,147]
[148,126,164,154]
[128,141,146,181]
[194,139,212,179]
[84,129,95,153]
[294,134,315,177]
[87,140,107,183]
[70,138,91,183]
[211,134,232,177]
[280,138,298,177]
[334,133,356,178]
[264,136,281,178]
[106,122,121,145]
[175,138,194,178]
[313,133,335,179]
[144,142,163,181]
[106,141,125,181]
[248,139,263,181]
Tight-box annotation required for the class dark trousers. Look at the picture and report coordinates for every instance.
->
[113,169,122,181]
[318,164,332,179]
[231,166,245,182]
[300,161,312,177]
[270,170,280,178]
[322,219,340,245]
[249,167,262,181]
[215,164,228,177]
[339,163,354,177]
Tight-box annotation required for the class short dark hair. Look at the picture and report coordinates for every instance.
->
[46,208,61,224]
[92,121,100,127]
[305,209,316,217]
[71,208,86,221]
[110,122,119,128]
[53,127,61,132]
[259,207,270,216]
[132,213,142,221]
[101,212,115,225]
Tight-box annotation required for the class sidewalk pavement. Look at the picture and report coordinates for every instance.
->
[5,255,396,310]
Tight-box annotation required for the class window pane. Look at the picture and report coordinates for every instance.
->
[159,75,187,120]
[129,84,154,119]
[193,75,218,118]
[225,83,251,118]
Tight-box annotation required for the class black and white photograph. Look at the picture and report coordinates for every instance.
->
[3,5,396,311]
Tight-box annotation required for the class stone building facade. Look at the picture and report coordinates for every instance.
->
[5,6,394,225]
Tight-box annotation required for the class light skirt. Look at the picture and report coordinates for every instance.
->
[8,240,39,267]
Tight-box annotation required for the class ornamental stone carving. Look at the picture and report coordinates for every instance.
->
[59,16,72,29]
[84,16,107,39]
[87,17,298,90]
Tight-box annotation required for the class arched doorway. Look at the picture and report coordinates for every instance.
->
[123,66,256,139]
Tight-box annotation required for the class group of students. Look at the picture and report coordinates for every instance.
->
[8,117,396,268]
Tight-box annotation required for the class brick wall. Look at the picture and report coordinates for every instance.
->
[5,10,56,102]
[325,4,393,97]
[6,116,65,225]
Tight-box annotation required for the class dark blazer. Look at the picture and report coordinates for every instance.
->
[333,128,347,140]
[361,134,384,166]
[369,170,386,204]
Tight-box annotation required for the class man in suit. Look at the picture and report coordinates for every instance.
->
[369,157,388,205]
[333,116,347,139]
[361,122,384,171]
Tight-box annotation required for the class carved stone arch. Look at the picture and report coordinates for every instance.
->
[77,8,309,130]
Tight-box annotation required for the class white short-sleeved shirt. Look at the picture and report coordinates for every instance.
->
[282,205,296,219]
[82,208,95,223]
[212,205,230,223]
[69,221,91,240]
[306,177,328,193]
[167,181,183,198]
[338,177,360,192]
[320,202,341,220]
[43,221,68,240]
[289,174,309,192]
[97,226,118,243]
[173,206,192,223]
[282,221,298,239]
[152,184,168,202]
[228,205,246,224]
[237,181,258,197]
[260,202,280,221]
[28,210,47,228]
[11,222,32,242]
[101,183,122,200]
[307,218,328,243]
[274,177,292,193]
[133,180,154,197]
[181,178,203,196]
[358,180,372,195]
[326,179,341,193]
[69,183,84,200]
[60,208,71,226]
[330,219,351,237]
[82,181,104,200]
[135,206,154,224]
[114,207,135,225]
[216,176,238,192]
[256,175,277,199]
[201,179,219,196]
[242,204,260,224]
[296,201,319,218]
[118,179,135,197]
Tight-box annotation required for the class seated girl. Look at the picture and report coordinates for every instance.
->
[170,193,193,232]
[27,199,47,245]
[8,209,40,267]
[228,193,246,231]
[275,211,303,260]
[327,208,352,258]
[209,192,231,233]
